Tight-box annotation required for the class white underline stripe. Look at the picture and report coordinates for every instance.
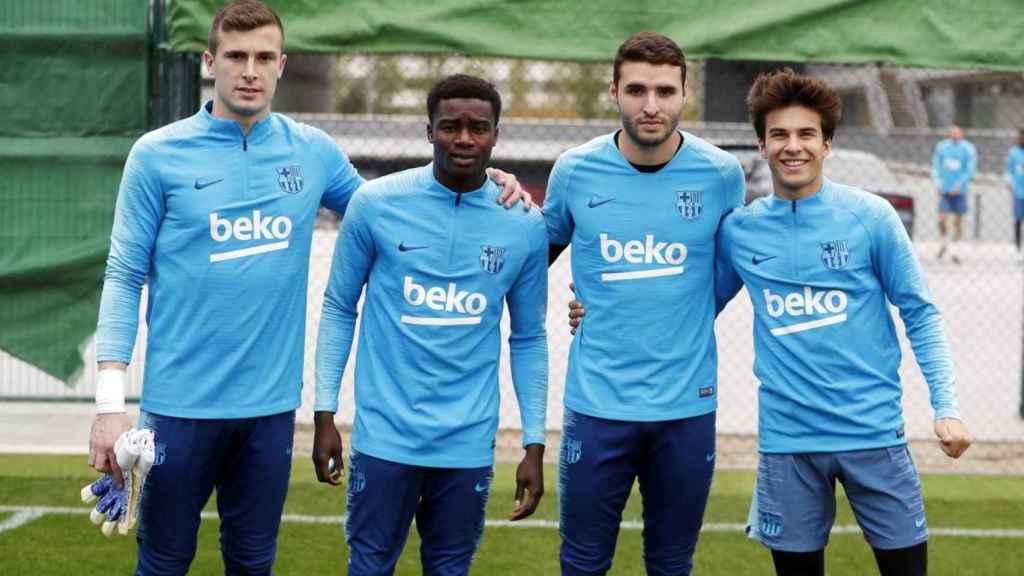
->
[1,507,1022,538]
[770,313,848,336]
[0,510,44,533]
[210,240,289,262]
[601,266,683,282]
[400,315,482,326]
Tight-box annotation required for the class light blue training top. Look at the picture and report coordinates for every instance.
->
[932,138,977,195]
[717,178,960,453]
[544,131,745,421]
[96,102,363,418]
[1006,145,1024,199]
[315,165,549,468]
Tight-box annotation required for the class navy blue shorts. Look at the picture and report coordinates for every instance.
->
[135,410,295,576]
[1014,198,1024,221]
[558,409,716,576]
[939,193,967,214]
[345,450,493,576]
[747,446,927,552]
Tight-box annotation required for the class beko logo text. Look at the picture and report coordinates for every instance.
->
[208,211,293,263]
[401,276,486,326]
[599,233,687,282]
[763,287,848,336]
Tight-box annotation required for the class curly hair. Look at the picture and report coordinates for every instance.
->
[746,68,842,141]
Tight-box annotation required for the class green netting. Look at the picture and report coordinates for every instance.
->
[0,138,136,382]
[168,0,1024,71]
[0,0,149,137]
[0,0,148,383]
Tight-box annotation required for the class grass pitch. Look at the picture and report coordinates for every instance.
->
[0,454,1022,575]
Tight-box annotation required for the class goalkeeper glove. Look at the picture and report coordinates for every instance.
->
[81,428,155,536]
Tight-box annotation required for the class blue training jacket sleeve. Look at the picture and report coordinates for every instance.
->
[713,158,746,315]
[542,155,577,245]
[314,188,376,412]
[722,154,747,211]
[714,214,743,315]
[931,143,942,185]
[506,212,550,447]
[95,140,165,364]
[870,200,961,420]
[313,130,365,215]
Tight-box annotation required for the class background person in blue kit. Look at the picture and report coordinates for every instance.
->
[312,74,549,576]
[1005,129,1024,254]
[932,123,977,264]
[87,2,532,573]
[544,32,745,576]
[714,69,972,576]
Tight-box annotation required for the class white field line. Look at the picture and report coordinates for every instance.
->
[0,510,45,533]
[1,506,1023,538]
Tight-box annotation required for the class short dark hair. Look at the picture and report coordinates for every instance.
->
[746,68,842,141]
[208,0,284,55]
[613,32,686,86]
[426,74,502,125]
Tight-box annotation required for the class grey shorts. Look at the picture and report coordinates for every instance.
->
[746,446,928,552]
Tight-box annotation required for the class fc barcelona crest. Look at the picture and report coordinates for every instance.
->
[480,245,505,274]
[561,439,583,464]
[820,240,849,270]
[349,471,366,494]
[676,190,703,220]
[760,512,784,537]
[276,165,304,194]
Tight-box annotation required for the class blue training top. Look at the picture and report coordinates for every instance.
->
[717,178,961,453]
[932,138,977,195]
[1006,145,1024,199]
[315,165,549,468]
[544,131,745,421]
[96,101,363,418]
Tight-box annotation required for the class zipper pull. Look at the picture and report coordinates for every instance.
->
[455,192,462,206]
[791,200,796,213]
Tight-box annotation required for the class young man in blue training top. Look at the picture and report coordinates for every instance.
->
[715,69,972,576]
[932,123,977,263]
[544,32,745,576]
[88,2,530,573]
[1005,129,1024,254]
[312,74,549,576]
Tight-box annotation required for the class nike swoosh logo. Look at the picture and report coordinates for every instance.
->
[915,518,926,528]
[474,482,488,493]
[194,178,224,190]
[706,452,716,462]
[752,255,777,265]
[588,197,614,208]
[398,243,428,252]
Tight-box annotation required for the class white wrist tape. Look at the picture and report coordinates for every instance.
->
[95,369,127,414]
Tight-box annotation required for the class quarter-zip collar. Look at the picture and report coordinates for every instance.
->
[767,178,833,212]
[426,162,492,205]
[196,100,276,148]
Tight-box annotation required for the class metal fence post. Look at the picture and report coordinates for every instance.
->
[150,0,200,129]
[975,192,983,241]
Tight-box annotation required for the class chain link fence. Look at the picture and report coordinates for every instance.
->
[3,54,1022,471]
